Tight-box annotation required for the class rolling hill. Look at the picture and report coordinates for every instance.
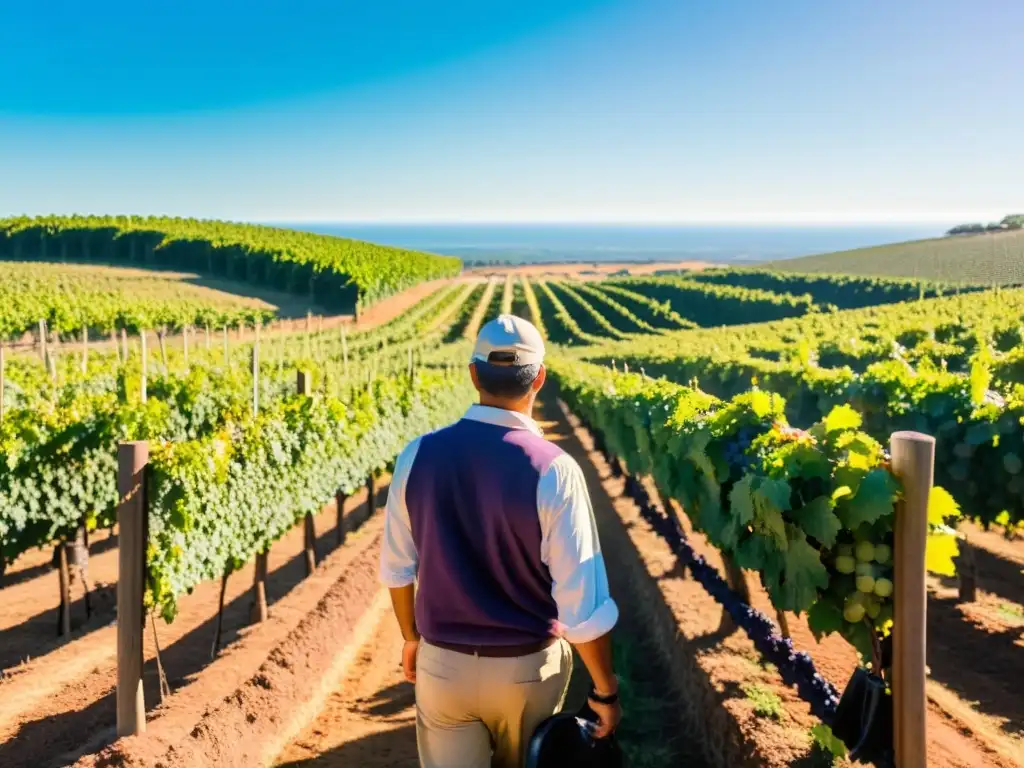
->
[767,228,1024,285]
[0,216,462,315]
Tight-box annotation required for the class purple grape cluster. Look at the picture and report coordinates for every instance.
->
[722,424,759,473]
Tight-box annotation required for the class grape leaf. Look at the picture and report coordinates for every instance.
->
[749,390,774,419]
[810,724,848,759]
[733,475,791,551]
[757,477,794,517]
[837,468,898,530]
[926,527,960,577]
[928,485,961,526]
[792,495,842,548]
[824,404,862,433]
[832,485,853,501]
[841,620,876,664]
[729,475,757,529]
[735,533,777,573]
[768,530,829,612]
[696,498,735,549]
[807,597,844,640]
[759,506,789,551]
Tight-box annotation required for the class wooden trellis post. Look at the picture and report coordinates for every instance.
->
[183,326,190,371]
[140,331,148,404]
[0,343,5,425]
[336,491,348,546]
[366,472,377,520]
[296,371,318,574]
[47,329,59,382]
[157,328,168,370]
[116,441,148,737]
[81,326,89,374]
[890,431,933,768]
[957,537,977,603]
[248,324,268,624]
[38,319,48,364]
[251,550,269,624]
[56,542,72,636]
[223,326,230,367]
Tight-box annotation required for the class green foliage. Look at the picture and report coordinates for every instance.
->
[519,277,548,339]
[551,358,960,662]
[547,282,634,341]
[0,215,462,314]
[809,723,847,761]
[146,369,474,620]
[0,261,273,340]
[585,282,697,331]
[610,275,819,327]
[741,682,784,719]
[690,267,969,310]
[534,280,608,346]
[0,286,476,573]
[573,288,1024,529]
[571,281,662,335]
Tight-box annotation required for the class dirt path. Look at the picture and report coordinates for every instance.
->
[467,261,711,278]
[274,612,419,768]
[0,482,388,768]
[271,398,703,768]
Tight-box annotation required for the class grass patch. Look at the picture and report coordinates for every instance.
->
[741,682,785,720]
[997,603,1024,623]
[568,634,701,768]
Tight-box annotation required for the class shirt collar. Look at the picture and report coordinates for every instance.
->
[464,404,544,436]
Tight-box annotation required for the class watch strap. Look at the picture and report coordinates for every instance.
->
[587,685,620,705]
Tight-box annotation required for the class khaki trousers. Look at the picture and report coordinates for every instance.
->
[415,639,573,768]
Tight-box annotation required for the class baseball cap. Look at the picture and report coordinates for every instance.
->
[471,314,546,366]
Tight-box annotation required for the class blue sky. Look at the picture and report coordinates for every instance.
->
[1,0,1021,224]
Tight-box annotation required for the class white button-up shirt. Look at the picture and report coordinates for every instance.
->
[379,404,619,645]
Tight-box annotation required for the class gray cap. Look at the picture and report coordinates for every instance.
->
[471,314,546,366]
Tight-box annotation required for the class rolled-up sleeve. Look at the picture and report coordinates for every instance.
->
[538,453,619,644]
[379,436,423,588]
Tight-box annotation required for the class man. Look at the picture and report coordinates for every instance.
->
[379,314,622,768]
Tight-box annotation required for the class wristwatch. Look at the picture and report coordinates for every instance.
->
[587,684,620,705]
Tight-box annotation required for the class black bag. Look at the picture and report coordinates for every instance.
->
[525,701,625,768]
[831,666,893,766]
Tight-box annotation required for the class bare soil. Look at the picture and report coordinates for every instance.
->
[0,481,389,768]
[466,261,711,278]
[3,390,1022,767]
[273,612,420,768]
[270,398,707,768]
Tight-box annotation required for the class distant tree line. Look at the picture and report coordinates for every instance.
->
[946,214,1024,236]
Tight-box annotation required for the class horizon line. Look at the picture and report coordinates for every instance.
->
[260,217,971,228]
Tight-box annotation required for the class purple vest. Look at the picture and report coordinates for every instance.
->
[406,417,563,646]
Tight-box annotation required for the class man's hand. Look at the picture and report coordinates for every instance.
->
[588,688,622,739]
[401,638,419,683]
